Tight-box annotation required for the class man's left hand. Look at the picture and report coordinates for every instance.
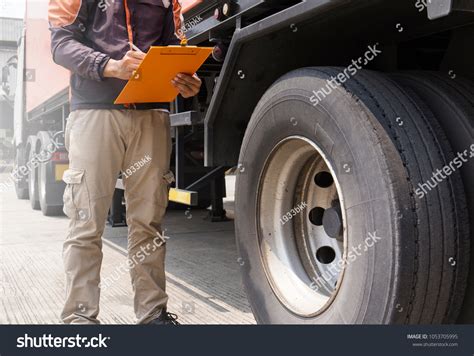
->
[172,73,202,98]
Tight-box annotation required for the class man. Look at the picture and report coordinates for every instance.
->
[48,0,201,324]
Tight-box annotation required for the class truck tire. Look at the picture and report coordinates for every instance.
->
[27,136,40,210]
[14,146,29,200]
[235,68,469,324]
[391,72,474,323]
[37,132,64,216]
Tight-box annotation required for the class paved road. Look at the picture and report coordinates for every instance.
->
[0,173,254,324]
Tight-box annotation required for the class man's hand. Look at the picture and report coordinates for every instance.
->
[103,50,146,80]
[171,73,202,98]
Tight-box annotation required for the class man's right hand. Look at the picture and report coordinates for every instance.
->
[103,50,145,80]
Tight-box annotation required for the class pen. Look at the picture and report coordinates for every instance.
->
[129,42,144,53]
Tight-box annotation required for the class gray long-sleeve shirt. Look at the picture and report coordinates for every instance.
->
[49,0,183,111]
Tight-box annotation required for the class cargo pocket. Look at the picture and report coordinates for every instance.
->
[62,168,91,222]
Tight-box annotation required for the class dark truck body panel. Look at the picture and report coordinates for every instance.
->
[182,0,474,166]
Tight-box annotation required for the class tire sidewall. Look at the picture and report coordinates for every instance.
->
[28,146,39,207]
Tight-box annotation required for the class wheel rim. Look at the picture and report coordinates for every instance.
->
[38,143,48,206]
[257,136,347,317]
[39,164,46,205]
[28,165,35,198]
[28,150,39,204]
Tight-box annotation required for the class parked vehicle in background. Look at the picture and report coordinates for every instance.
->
[0,17,22,161]
[10,0,474,324]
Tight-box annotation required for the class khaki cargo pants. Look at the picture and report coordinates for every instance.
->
[61,109,173,324]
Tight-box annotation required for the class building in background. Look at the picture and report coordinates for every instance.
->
[0,17,23,160]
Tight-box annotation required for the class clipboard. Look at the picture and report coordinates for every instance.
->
[115,46,213,104]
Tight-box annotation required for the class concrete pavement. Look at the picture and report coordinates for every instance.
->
[0,173,254,324]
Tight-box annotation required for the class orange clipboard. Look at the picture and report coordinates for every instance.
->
[115,46,213,104]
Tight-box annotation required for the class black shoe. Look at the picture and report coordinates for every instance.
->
[149,311,180,325]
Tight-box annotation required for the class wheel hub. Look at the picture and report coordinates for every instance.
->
[322,203,343,240]
[257,136,347,317]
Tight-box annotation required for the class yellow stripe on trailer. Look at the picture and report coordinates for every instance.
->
[55,164,69,181]
[116,179,198,206]
[169,188,198,206]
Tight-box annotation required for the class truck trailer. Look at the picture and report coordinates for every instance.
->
[9,0,474,324]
